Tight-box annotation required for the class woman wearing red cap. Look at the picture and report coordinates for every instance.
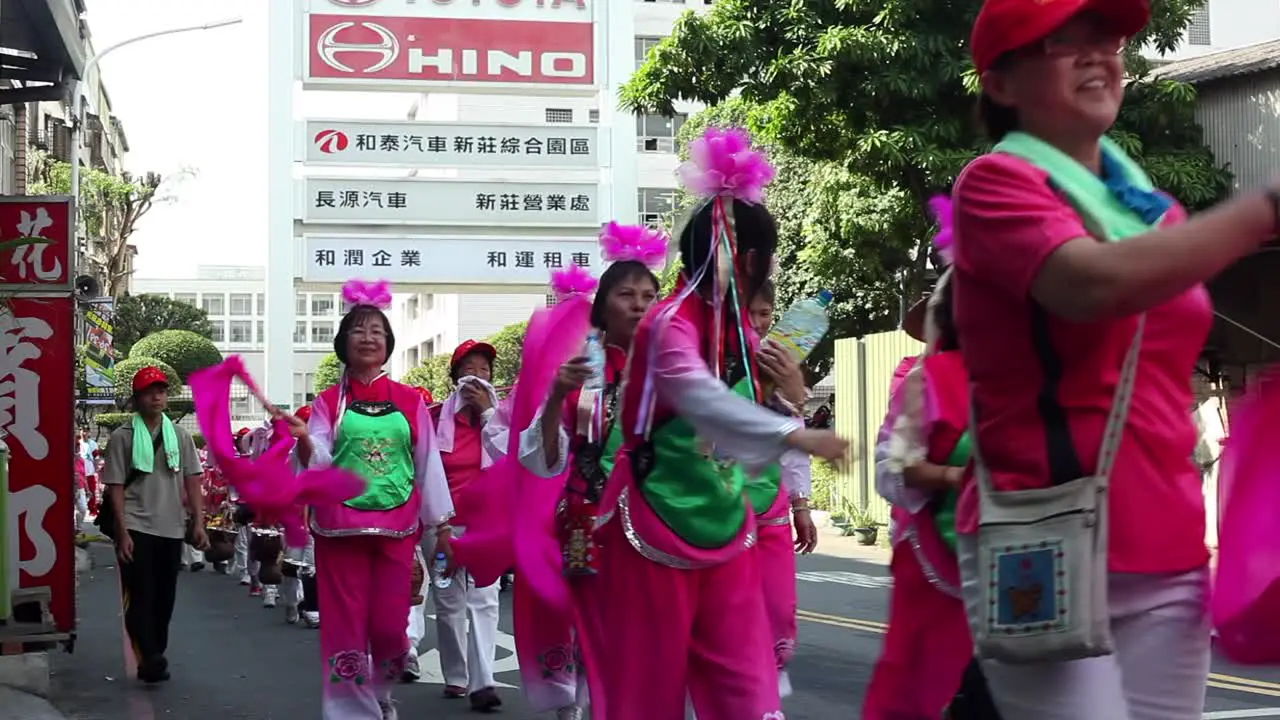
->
[287,279,455,720]
[954,0,1280,716]
[424,338,511,711]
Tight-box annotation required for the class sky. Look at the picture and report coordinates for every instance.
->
[87,0,419,279]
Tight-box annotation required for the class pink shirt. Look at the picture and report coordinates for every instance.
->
[952,152,1212,575]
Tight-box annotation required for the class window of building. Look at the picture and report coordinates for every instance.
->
[1187,5,1211,45]
[229,320,252,343]
[634,36,662,69]
[637,187,679,227]
[545,293,558,307]
[174,293,197,306]
[209,321,226,343]
[424,293,435,311]
[636,113,686,153]
[588,109,600,124]
[312,294,336,317]
[296,292,307,315]
[256,293,265,313]
[201,294,225,316]
[229,293,253,316]
[312,321,335,344]
[294,321,307,344]
[256,321,265,343]
[545,108,574,123]
[641,0,686,3]
[425,339,435,357]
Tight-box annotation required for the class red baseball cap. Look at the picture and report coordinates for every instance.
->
[131,365,169,392]
[971,0,1150,75]
[450,340,497,374]
[294,405,312,423]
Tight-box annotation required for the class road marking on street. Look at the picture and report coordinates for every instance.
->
[1203,711,1280,718]
[794,609,1280,703]
[795,571,891,589]
[414,613,519,688]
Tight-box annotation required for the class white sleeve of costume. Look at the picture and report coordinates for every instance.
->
[517,405,571,478]
[414,397,456,527]
[652,315,803,475]
[780,449,812,500]
[305,394,336,470]
[479,398,511,463]
[876,363,932,513]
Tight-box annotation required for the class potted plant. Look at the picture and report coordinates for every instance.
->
[848,502,881,546]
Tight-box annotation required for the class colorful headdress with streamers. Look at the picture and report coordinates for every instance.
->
[677,126,777,205]
[549,263,599,302]
[927,194,954,264]
[341,279,393,312]
[599,221,669,270]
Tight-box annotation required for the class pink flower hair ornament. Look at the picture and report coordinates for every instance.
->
[550,263,599,302]
[927,194,955,264]
[342,278,393,311]
[598,221,669,269]
[677,126,776,205]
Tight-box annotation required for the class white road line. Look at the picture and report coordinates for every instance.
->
[795,571,891,589]
[1203,709,1280,718]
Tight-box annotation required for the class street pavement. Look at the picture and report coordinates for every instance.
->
[41,537,1280,719]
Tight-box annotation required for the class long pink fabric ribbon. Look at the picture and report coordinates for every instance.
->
[189,356,367,547]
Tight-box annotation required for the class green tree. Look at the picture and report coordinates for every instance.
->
[27,150,189,298]
[486,321,528,390]
[314,353,343,395]
[623,0,1231,327]
[129,329,223,383]
[113,293,215,357]
[402,354,453,400]
[112,356,181,404]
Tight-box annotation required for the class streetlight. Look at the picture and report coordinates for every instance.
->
[68,17,244,203]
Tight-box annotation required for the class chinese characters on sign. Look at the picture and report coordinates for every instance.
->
[304,179,600,227]
[303,236,603,285]
[0,198,72,288]
[0,297,76,633]
[308,121,598,168]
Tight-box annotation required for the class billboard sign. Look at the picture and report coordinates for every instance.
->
[305,120,598,168]
[302,235,604,284]
[0,197,73,290]
[310,0,591,22]
[303,13,596,92]
[81,299,116,405]
[302,177,600,227]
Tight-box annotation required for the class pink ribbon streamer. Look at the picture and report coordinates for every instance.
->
[189,356,367,547]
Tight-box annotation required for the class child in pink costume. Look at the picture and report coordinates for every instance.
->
[591,127,850,720]
[293,280,455,720]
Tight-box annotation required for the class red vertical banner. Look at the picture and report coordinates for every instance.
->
[2,297,76,633]
[0,197,73,289]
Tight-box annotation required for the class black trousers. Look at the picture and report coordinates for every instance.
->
[119,530,183,665]
[300,573,318,613]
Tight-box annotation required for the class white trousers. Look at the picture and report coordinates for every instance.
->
[957,535,1211,719]
[181,543,204,566]
[407,546,429,650]
[280,545,308,609]
[424,531,500,693]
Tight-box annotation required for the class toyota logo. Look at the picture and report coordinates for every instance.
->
[314,129,349,153]
[316,21,400,74]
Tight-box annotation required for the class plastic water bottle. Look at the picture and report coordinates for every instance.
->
[582,330,606,391]
[764,290,833,363]
[433,552,452,589]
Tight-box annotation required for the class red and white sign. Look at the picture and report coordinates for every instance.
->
[3,297,76,633]
[0,198,72,289]
[304,14,595,91]
[309,0,591,22]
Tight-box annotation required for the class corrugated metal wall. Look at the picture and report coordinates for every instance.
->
[832,330,923,524]
[1195,70,1280,192]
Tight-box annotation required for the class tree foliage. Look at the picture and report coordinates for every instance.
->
[129,329,222,383]
[113,293,215,357]
[314,353,343,395]
[112,356,181,404]
[622,0,1231,358]
[487,321,528,391]
[26,151,190,298]
[402,355,453,400]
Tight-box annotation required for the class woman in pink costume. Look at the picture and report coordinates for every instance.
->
[291,279,455,720]
[862,203,975,719]
[591,126,849,720]
[513,227,665,720]
[745,279,818,698]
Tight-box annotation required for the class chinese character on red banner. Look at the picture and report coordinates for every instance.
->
[2,297,75,633]
[0,198,72,288]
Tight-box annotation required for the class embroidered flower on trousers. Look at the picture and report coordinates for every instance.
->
[329,649,367,685]
[539,644,574,678]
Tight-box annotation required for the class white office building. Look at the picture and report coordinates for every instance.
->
[385,0,712,378]
[1147,0,1280,62]
[133,266,335,414]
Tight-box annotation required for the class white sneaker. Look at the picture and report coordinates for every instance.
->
[400,653,420,683]
[263,586,278,608]
[303,611,320,628]
[285,604,299,624]
[556,706,583,720]
[238,572,251,586]
[379,699,398,720]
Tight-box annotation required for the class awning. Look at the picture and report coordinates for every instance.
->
[0,0,87,105]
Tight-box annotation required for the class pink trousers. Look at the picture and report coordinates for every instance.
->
[315,533,416,720]
[756,517,798,677]
[861,545,971,720]
[514,573,589,712]
[590,519,782,720]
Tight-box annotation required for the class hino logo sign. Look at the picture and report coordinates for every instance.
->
[306,14,596,87]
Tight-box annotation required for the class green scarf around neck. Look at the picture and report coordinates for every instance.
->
[131,413,180,474]
[993,131,1164,241]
